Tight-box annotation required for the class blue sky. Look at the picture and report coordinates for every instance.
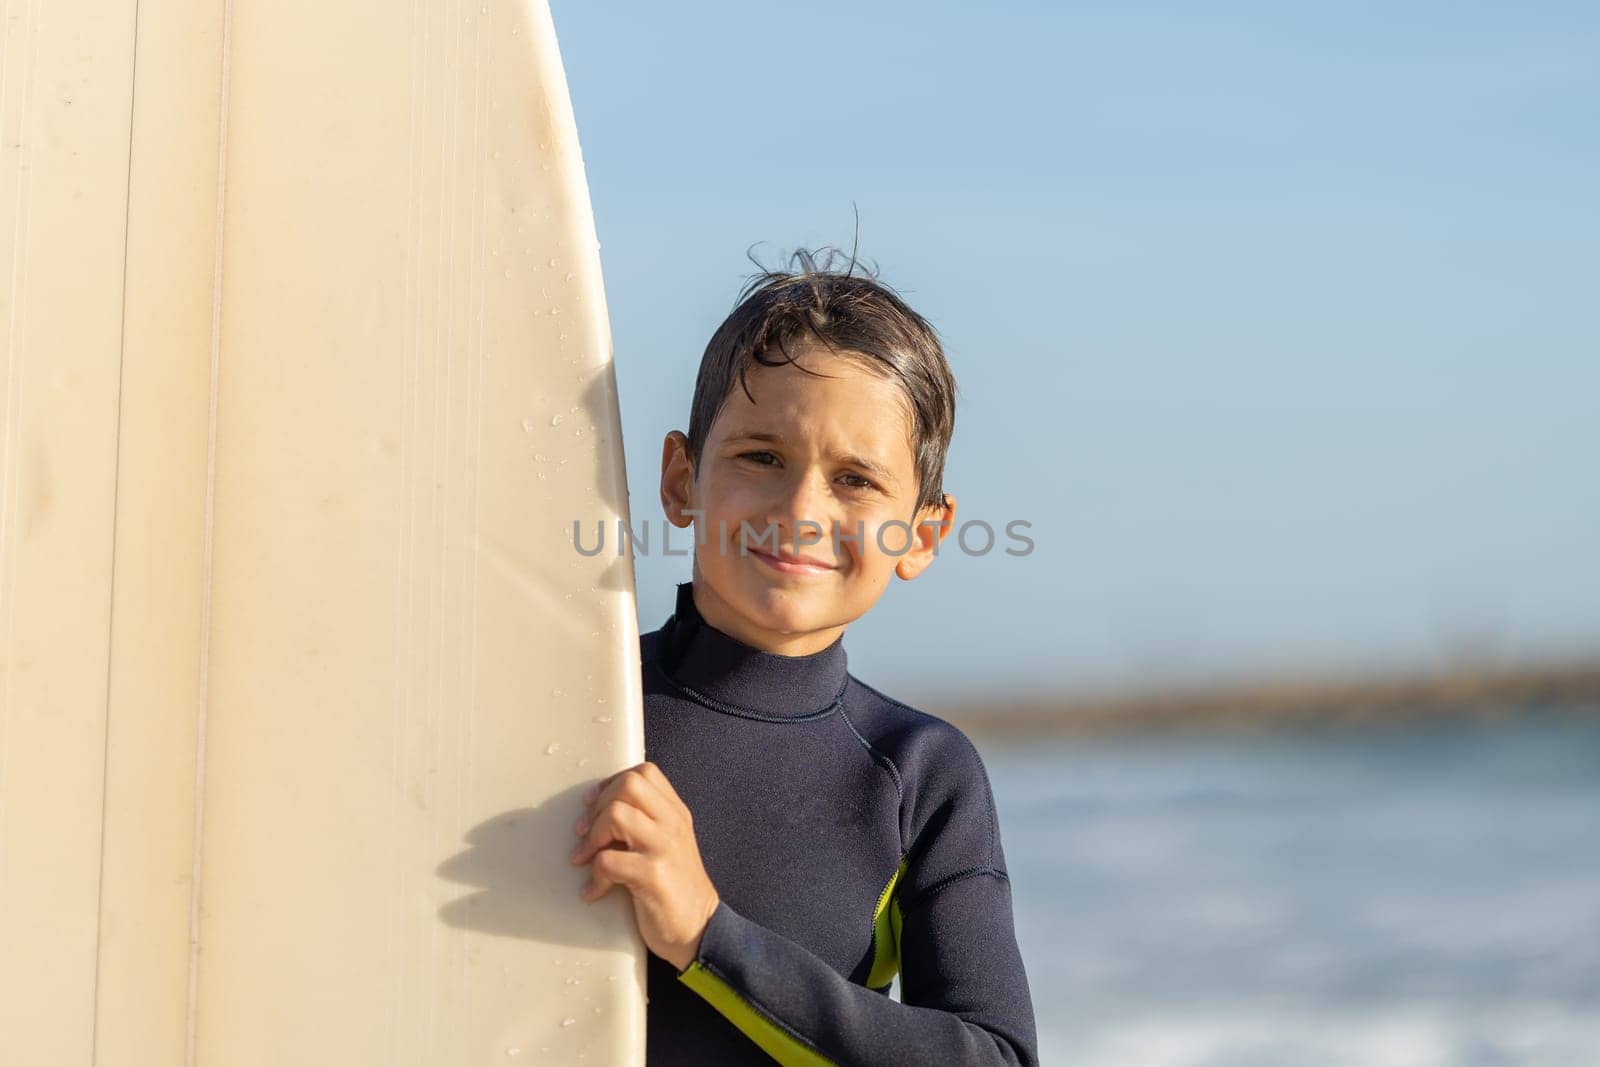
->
[550,1,1598,702]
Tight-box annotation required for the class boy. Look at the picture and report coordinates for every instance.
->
[568,249,1039,1066]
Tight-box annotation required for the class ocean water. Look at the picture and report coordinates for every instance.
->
[977,707,1600,1067]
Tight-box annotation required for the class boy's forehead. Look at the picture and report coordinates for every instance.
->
[707,348,917,470]
[725,351,905,419]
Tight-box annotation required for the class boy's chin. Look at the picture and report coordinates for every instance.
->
[727,578,842,634]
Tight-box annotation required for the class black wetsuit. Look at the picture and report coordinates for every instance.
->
[641,580,1039,1066]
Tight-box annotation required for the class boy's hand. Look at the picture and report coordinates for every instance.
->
[569,760,720,972]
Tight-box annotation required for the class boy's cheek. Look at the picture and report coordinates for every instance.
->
[853,518,912,561]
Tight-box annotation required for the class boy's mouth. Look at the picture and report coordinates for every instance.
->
[746,545,837,576]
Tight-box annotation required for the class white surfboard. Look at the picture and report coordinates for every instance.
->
[0,0,645,1063]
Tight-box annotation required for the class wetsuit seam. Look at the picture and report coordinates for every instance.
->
[902,865,1009,915]
[836,691,912,988]
[835,696,905,804]
[849,675,998,868]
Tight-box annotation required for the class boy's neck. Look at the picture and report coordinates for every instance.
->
[689,578,848,658]
[657,581,849,718]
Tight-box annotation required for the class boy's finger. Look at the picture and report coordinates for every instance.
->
[582,769,621,805]
[583,764,670,825]
[582,761,652,806]
[582,758,649,804]
[570,797,661,865]
[580,859,616,900]
[580,845,647,900]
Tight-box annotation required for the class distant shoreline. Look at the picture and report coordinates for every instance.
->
[932,655,1600,739]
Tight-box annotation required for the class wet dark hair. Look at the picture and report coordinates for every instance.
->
[685,242,957,515]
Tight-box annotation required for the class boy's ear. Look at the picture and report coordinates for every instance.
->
[895,492,956,581]
[660,430,697,528]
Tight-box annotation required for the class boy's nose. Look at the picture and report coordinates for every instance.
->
[764,470,840,540]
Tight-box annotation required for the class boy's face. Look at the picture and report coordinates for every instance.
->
[660,343,955,656]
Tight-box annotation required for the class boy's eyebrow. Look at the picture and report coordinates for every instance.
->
[726,431,900,489]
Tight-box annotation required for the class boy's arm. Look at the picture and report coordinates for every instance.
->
[677,871,1035,1066]
[675,722,1039,1067]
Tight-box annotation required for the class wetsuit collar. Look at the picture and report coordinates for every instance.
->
[654,580,849,719]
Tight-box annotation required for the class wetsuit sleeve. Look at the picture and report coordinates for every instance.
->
[674,722,1039,1067]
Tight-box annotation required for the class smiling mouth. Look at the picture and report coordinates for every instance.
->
[747,546,837,576]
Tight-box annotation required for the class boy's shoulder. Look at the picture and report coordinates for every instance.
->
[842,673,998,813]
[844,672,1008,885]
[843,671,971,751]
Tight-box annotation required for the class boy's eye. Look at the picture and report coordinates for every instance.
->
[738,451,876,491]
